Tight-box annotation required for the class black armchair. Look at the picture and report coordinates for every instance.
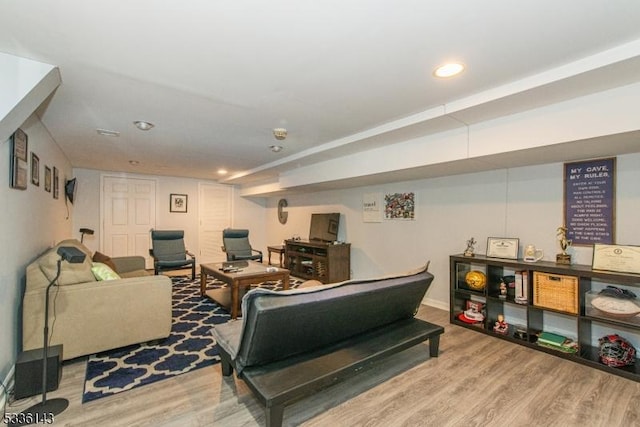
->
[150,230,196,279]
[222,228,263,263]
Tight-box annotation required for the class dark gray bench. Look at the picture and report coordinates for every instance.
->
[210,265,444,427]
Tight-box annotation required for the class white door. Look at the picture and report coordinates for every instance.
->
[102,176,156,268]
[198,183,232,264]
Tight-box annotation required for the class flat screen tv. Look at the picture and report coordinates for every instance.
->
[309,213,340,243]
[65,178,77,204]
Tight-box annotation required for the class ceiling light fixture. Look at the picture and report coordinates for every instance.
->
[96,129,120,137]
[273,128,287,140]
[217,168,228,175]
[133,120,155,131]
[433,62,465,78]
[129,160,140,165]
[270,145,283,153]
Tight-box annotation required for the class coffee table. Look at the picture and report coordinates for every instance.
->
[200,261,290,319]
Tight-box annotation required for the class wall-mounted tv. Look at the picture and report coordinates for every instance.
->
[65,178,77,204]
[309,213,340,243]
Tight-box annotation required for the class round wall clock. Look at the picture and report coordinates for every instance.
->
[277,198,288,224]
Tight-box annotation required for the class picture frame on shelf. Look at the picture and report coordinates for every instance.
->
[31,152,39,186]
[592,244,640,274]
[486,237,519,260]
[170,193,188,213]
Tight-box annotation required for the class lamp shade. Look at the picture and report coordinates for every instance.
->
[57,246,86,263]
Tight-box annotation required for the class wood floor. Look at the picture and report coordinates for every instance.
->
[6,305,640,427]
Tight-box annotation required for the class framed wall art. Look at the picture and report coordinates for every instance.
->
[384,192,415,220]
[363,192,382,223]
[31,152,39,186]
[10,128,28,190]
[53,167,59,199]
[564,157,615,245]
[170,193,188,213]
[44,166,52,192]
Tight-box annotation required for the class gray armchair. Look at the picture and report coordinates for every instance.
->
[222,228,263,263]
[150,230,196,279]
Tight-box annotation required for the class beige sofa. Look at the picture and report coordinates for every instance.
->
[22,239,172,360]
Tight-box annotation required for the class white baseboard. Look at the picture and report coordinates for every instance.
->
[1,365,15,411]
[422,298,449,312]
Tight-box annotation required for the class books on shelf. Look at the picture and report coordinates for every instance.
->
[537,331,579,354]
[515,270,528,304]
[537,332,566,346]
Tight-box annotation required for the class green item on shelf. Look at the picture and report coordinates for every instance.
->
[537,341,579,354]
[538,332,567,347]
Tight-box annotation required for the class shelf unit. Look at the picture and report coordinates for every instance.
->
[450,254,640,382]
[284,239,351,283]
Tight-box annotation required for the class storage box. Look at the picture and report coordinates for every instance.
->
[533,272,578,314]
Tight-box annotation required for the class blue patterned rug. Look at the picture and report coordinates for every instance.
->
[83,274,296,402]
[82,275,229,402]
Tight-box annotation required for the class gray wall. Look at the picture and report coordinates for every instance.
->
[0,114,73,388]
[264,153,640,310]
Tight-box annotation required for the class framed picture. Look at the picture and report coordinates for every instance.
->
[31,152,39,186]
[10,129,28,190]
[564,157,615,245]
[363,192,382,223]
[170,193,188,213]
[53,167,59,199]
[13,128,28,161]
[44,166,52,193]
[592,244,640,274]
[487,237,519,259]
[384,192,415,220]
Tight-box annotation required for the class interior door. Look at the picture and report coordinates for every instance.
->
[198,183,232,264]
[102,176,156,268]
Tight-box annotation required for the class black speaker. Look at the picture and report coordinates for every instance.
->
[14,345,63,400]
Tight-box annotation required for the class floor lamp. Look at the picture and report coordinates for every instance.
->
[11,246,86,426]
[79,228,94,243]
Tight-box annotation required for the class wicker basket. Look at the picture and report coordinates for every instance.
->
[533,272,578,314]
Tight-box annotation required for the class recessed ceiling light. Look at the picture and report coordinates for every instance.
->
[273,128,288,140]
[270,145,283,153]
[96,129,120,137]
[217,168,228,175]
[129,160,140,165]
[133,120,155,131]
[433,62,465,78]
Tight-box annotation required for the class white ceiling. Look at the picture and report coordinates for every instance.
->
[1,1,640,188]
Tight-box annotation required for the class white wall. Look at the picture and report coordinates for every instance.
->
[0,53,60,144]
[248,82,640,195]
[71,169,268,260]
[265,153,640,310]
[0,114,72,387]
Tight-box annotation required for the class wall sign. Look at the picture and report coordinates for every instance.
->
[363,193,382,223]
[564,157,615,245]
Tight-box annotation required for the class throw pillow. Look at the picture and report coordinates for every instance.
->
[92,251,118,272]
[91,262,121,281]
